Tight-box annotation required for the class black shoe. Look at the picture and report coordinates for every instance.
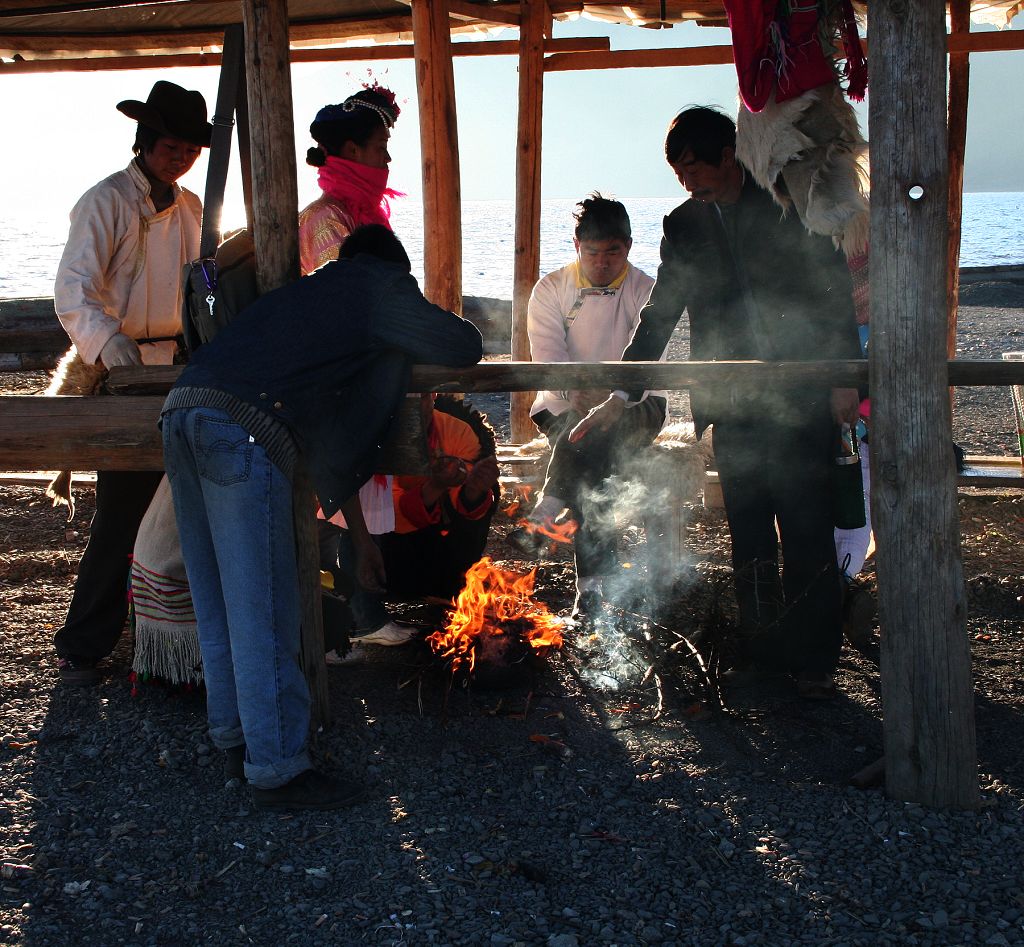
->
[507,525,550,559]
[57,657,101,686]
[224,744,246,781]
[252,769,365,811]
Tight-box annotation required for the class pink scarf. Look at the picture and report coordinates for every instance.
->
[317,156,404,230]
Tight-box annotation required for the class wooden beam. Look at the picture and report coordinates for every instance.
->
[947,29,1024,53]
[870,0,978,809]
[0,37,611,74]
[544,43,734,71]
[511,0,546,443]
[411,0,463,314]
[947,0,971,362]
[446,0,521,26]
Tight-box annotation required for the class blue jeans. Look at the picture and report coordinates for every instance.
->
[162,406,311,789]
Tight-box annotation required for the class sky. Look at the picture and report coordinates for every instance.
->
[0,13,1022,236]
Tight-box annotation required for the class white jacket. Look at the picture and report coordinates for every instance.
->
[527,260,667,418]
[54,160,202,366]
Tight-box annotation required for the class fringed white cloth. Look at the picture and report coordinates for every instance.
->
[130,476,203,685]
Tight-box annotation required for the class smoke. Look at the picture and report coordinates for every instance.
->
[567,437,707,692]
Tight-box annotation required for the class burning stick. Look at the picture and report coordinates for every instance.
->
[426,557,565,675]
[515,516,578,547]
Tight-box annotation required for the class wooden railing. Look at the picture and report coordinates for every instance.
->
[2,359,1024,472]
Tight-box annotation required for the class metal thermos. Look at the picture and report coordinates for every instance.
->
[833,423,867,530]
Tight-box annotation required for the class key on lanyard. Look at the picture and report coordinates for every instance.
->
[206,294,216,317]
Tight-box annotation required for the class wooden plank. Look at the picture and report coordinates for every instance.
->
[99,358,1024,396]
[0,395,165,470]
[511,0,545,443]
[412,0,463,314]
[0,298,67,353]
[871,0,978,809]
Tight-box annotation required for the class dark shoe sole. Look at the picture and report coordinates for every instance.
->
[58,663,101,686]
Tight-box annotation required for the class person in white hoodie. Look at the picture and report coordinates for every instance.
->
[53,80,209,685]
[510,194,667,620]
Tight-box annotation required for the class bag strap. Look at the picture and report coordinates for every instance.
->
[199,23,245,259]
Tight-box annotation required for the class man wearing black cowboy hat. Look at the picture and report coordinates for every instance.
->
[53,80,211,685]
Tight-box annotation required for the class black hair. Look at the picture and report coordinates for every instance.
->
[306,89,396,167]
[132,123,161,157]
[664,106,736,166]
[338,224,411,271]
[573,192,631,243]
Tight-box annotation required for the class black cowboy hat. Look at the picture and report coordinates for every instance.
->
[117,80,212,147]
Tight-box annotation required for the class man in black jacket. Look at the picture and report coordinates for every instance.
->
[161,226,483,809]
[571,107,861,699]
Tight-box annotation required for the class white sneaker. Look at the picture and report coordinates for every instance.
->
[351,621,417,647]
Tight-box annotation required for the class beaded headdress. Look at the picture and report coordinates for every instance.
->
[314,82,400,130]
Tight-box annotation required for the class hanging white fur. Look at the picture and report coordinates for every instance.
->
[736,84,870,258]
[43,346,107,519]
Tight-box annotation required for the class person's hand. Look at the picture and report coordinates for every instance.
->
[354,538,386,594]
[462,454,499,506]
[99,333,142,369]
[568,389,609,416]
[830,387,861,427]
[429,454,468,490]
[568,395,625,443]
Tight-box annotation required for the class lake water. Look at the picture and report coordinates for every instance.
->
[2,193,1022,300]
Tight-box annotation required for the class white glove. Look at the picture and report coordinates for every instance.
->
[99,333,143,368]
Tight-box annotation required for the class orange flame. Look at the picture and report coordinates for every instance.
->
[516,516,578,547]
[426,556,564,673]
[502,483,535,519]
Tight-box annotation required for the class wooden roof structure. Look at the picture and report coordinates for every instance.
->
[2,0,1023,809]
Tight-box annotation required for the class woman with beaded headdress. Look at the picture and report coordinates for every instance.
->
[298,83,419,653]
[298,83,403,276]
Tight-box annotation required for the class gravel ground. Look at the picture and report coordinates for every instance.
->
[1,303,1023,946]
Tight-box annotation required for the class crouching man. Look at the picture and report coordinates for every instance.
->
[510,194,667,621]
[161,225,483,810]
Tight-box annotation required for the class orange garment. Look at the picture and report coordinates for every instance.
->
[393,410,493,534]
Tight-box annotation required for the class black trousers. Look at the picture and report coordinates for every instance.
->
[712,411,842,675]
[379,501,496,601]
[536,397,666,580]
[54,470,164,661]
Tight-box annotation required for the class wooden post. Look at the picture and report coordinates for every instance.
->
[241,0,299,293]
[870,0,978,808]
[510,0,546,443]
[946,0,971,361]
[411,0,463,314]
[241,0,328,727]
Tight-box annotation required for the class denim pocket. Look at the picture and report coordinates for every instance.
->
[194,414,253,485]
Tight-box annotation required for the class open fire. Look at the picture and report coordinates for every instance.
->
[426,556,565,675]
